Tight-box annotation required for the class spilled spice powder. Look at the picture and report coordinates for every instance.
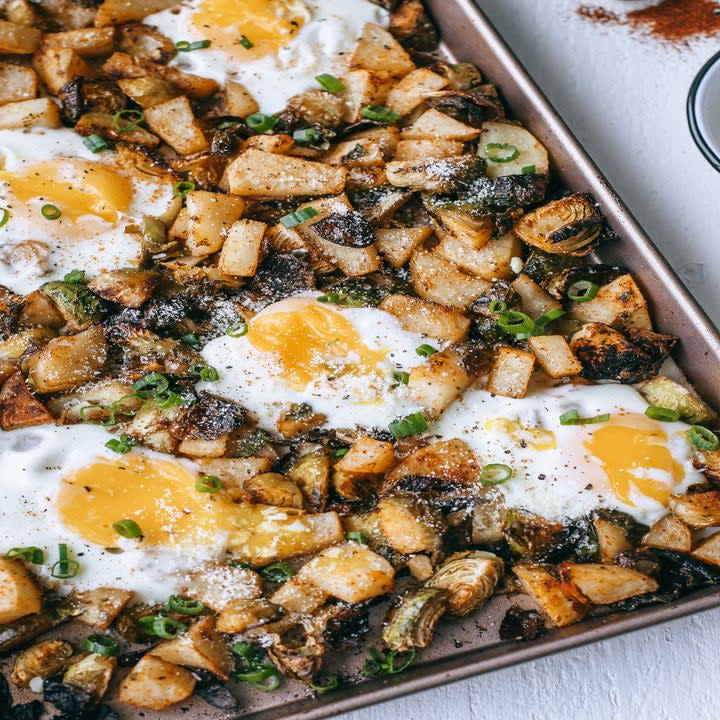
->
[578,0,720,44]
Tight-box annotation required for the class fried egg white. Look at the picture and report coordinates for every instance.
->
[436,382,705,525]
[0,127,176,294]
[146,0,387,112]
[200,294,429,429]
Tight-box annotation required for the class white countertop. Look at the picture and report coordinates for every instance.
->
[340,1,720,718]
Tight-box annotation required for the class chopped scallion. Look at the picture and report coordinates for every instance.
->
[645,406,680,422]
[132,373,170,399]
[521,164,536,174]
[484,142,520,163]
[309,673,340,692]
[479,463,513,486]
[279,207,318,228]
[393,371,410,385]
[334,447,350,458]
[191,364,220,382]
[389,412,428,438]
[4,546,44,564]
[83,634,118,657]
[315,73,346,94]
[293,127,322,145]
[195,475,223,493]
[345,531,367,544]
[51,543,79,579]
[176,39,211,51]
[567,280,600,303]
[360,105,400,123]
[415,343,437,357]
[138,614,187,639]
[173,180,196,199]
[166,595,205,616]
[559,409,610,426]
[105,433,138,455]
[112,519,142,539]
[112,109,144,133]
[63,269,85,284]
[226,320,249,337]
[83,133,109,153]
[246,113,279,134]
[497,310,534,336]
[687,425,720,451]
[41,204,61,220]
[238,34,253,49]
[488,299,507,315]
[0,208,9,228]
[260,562,296,583]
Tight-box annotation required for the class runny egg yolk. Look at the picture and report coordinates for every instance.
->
[191,0,308,57]
[584,415,685,507]
[247,302,388,391]
[485,418,557,451]
[0,159,133,223]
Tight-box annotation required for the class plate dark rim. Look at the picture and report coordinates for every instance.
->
[687,48,720,173]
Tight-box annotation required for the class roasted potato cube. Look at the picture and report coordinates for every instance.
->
[0,63,37,105]
[94,0,179,26]
[0,373,53,431]
[486,346,536,399]
[513,564,587,627]
[0,97,61,129]
[226,148,346,197]
[183,562,262,612]
[435,232,522,281]
[225,79,259,117]
[668,491,720,528]
[375,226,432,268]
[195,457,273,501]
[560,562,658,605]
[0,20,41,54]
[87,269,159,308]
[351,23,415,79]
[4,0,38,27]
[27,325,107,394]
[144,95,209,155]
[76,587,135,629]
[333,436,395,499]
[185,190,245,256]
[341,68,393,122]
[218,219,265,275]
[118,654,196,711]
[296,542,395,604]
[593,516,632,562]
[394,138,464,161]
[216,598,284,634]
[480,121,549,177]
[0,558,43,623]
[377,496,439,554]
[402,108,481,141]
[0,327,56,362]
[151,616,234,680]
[245,133,295,154]
[527,335,582,379]
[323,138,385,167]
[642,514,692,552]
[177,435,228,458]
[379,293,470,343]
[33,47,91,95]
[43,27,116,57]
[512,274,561,318]
[117,22,175,62]
[569,274,651,329]
[410,249,490,308]
[18,290,65,328]
[385,67,449,116]
[691,532,720,567]
[408,346,473,417]
[117,76,179,108]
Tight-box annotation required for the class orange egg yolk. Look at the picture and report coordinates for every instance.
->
[1,159,133,223]
[247,302,388,391]
[191,0,307,58]
[584,415,685,507]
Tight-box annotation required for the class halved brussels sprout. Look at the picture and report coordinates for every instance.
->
[63,652,116,701]
[286,450,330,513]
[11,639,74,687]
[382,587,447,652]
[544,264,627,301]
[243,473,305,509]
[267,618,325,683]
[427,90,503,128]
[40,280,109,329]
[514,194,603,256]
[638,375,717,426]
[503,510,565,559]
[389,0,439,52]
[425,551,504,616]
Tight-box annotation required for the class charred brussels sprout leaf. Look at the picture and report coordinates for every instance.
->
[522,250,582,287]
[8,701,43,720]
[318,277,391,308]
[43,680,94,717]
[389,0,439,51]
[308,210,376,248]
[40,281,109,325]
[545,264,628,300]
[503,510,565,560]
[11,639,74,687]
[499,605,545,642]
[236,428,273,457]
[245,253,316,307]
[382,587,448,652]
[427,90,503,127]
[469,280,520,318]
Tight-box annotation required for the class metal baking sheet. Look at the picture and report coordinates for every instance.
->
[6,1,720,718]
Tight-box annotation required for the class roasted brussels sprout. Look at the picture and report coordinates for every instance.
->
[245,253,316,308]
[514,194,604,255]
[382,587,447,652]
[87,269,160,309]
[307,210,377,248]
[469,280,520,318]
[40,280,109,329]
[243,473,304,508]
[503,510,565,560]
[11,639,74,687]
[0,599,79,655]
[499,605,545,642]
[58,78,127,124]
[63,652,116,701]
[278,90,346,131]
[179,393,246,441]
[470,489,507,544]
[318,276,394,308]
[638,375,717,426]
[267,619,326,683]
[387,156,486,193]
[425,551,503,616]
[286,450,330,512]
[521,249,581,287]
[389,0,439,51]
[544,263,627,300]
[438,62,485,91]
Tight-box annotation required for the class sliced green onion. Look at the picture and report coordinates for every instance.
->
[51,543,79,579]
[83,634,118,657]
[488,299,507,315]
[173,180,196,199]
[63,269,85,284]
[83,133,109,153]
[247,112,279,133]
[345,531,367,544]
[155,391,185,410]
[645,406,680,422]
[238,34,253,49]
[138,614,187,639]
[559,409,610,426]
[687,425,720,451]
[521,164,536,175]
[112,519,142,539]
[415,343,437,357]
[315,73,346,94]
[532,307,566,335]
[309,673,340,692]
[235,664,281,691]
[479,463,513,486]
[484,142,520,163]
[0,208,9,228]
[191,364,220,382]
[393,371,410,385]
[41,204,61,220]
[196,475,223,493]
[112,109,144,133]
[217,120,241,130]
[232,641,263,663]
[132,372,170,399]
[334,447,350,458]
[497,310,534,336]
[260,562,296,583]
[362,648,416,676]
[5,547,44,564]
[279,207,318,228]
[226,320,248,337]
[293,127,322,145]
[567,280,600,303]
[360,105,401,123]
[176,39,211,51]
[79,404,113,426]
[105,433,138,454]
[180,332,200,346]
[389,412,429,438]
[166,595,205,616]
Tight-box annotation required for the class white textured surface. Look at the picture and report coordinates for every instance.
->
[339,1,720,718]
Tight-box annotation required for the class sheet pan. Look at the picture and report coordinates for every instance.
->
[6,1,720,717]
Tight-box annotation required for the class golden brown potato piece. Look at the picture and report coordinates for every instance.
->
[225,79,259,117]
[385,67,449,116]
[76,587,135,629]
[185,190,246,256]
[408,346,473,417]
[0,63,37,105]
[569,274,652,330]
[333,436,396,500]
[0,558,43,623]
[33,47,91,95]
[668,491,720,528]
[593,516,632,563]
[527,335,582,379]
[341,68,394,122]
[402,108,481,141]
[692,532,720,567]
[351,23,415,79]
[435,232,522,281]
[118,654,196,710]
[0,97,61,129]
[42,27,116,57]
[410,250,489,308]
[144,96,209,155]
[94,0,180,26]
[642,514,692,552]
[0,373,54,431]
[183,562,262,612]
[486,346,536,399]
[560,562,658,605]
[379,294,470,343]
[218,219,265,276]
[0,20,41,54]
[375,226,432,268]
[376,496,439,554]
